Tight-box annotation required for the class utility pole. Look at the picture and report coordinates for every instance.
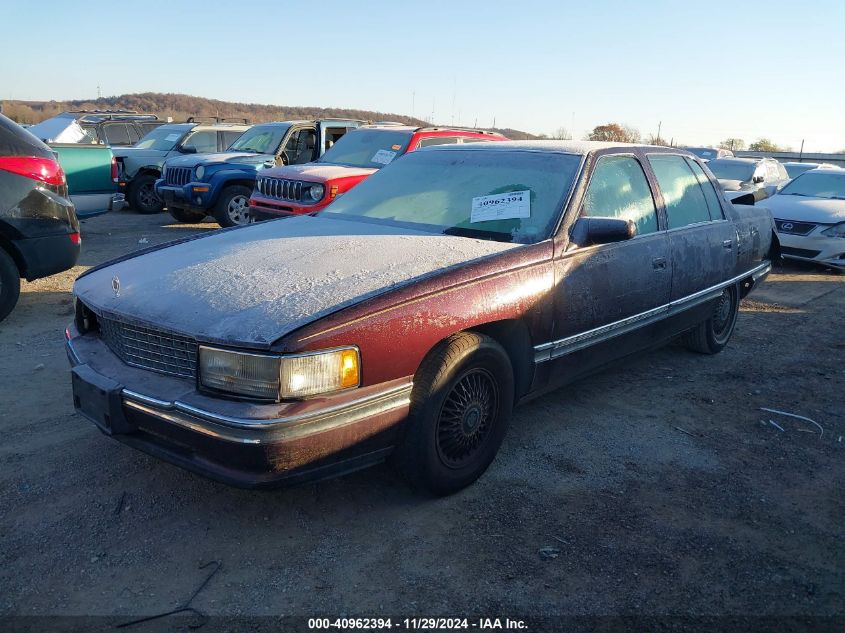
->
[656,120,662,142]
[799,139,805,162]
[97,84,101,99]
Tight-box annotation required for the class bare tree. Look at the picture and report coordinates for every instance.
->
[550,127,572,140]
[718,138,746,151]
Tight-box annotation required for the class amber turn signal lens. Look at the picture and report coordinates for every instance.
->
[339,348,359,389]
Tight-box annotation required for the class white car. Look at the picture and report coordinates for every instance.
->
[782,161,839,179]
[762,168,845,270]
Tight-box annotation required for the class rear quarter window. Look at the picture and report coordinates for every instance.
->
[686,159,724,220]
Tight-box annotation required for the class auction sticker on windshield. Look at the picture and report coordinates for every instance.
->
[371,149,397,165]
[471,190,531,223]
[165,133,181,142]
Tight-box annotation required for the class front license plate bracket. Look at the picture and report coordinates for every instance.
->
[71,364,134,435]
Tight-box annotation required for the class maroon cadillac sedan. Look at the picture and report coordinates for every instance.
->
[67,141,777,494]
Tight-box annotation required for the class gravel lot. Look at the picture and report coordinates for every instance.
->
[0,209,843,628]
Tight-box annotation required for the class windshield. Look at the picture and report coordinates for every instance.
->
[227,125,287,154]
[134,126,188,151]
[707,160,756,182]
[779,172,845,199]
[784,163,817,179]
[318,129,413,168]
[686,148,719,159]
[321,149,582,244]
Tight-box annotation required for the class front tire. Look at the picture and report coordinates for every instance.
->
[129,174,163,214]
[392,332,514,495]
[684,283,740,354]
[213,186,253,227]
[168,206,206,223]
[0,248,21,323]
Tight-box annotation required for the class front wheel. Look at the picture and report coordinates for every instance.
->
[213,186,253,227]
[0,248,21,323]
[392,332,514,496]
[684,283,740,354]
[168,207,206,223]
[129,174,163,214]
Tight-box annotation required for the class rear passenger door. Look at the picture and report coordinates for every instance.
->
[647,153,736,301]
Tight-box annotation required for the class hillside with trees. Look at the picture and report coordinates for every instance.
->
[0,92,539,140]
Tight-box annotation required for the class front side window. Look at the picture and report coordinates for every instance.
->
[582,155,658,236]
[228,125,287,154]
[134,126,188,150]
[183,130,217,154]
[103,123,131,146]
[283,128,318,164]
[323,149,581,244]
[648,154,712,229]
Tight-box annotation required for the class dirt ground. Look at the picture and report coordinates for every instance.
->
[0,209,843,629]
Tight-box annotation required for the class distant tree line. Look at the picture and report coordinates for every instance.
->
[0,92,540,140]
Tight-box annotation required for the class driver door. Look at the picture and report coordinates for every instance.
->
[543,153,672,387]
[278,127,317,166]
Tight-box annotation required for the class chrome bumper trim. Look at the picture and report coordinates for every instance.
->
[121,382,413,444]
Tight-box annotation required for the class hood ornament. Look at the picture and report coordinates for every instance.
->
[112,276,121,297]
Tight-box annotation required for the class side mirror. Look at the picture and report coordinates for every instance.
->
[178,145,197,154]
[752,175,765,184]
[570,217,637,247]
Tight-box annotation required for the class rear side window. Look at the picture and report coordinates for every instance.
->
[127,125,141,145]
[686,159,724,219]
[418,136,459,148]
[647,154,712,229]
[221,131,243,149]
[582,155,658,235]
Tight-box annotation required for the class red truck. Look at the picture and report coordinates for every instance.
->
[249,125,507,219]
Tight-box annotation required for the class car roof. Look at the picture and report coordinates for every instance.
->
[805,167,845,174]
[419,139,687,156]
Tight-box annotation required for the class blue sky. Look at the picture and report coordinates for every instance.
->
[2,0,843,151]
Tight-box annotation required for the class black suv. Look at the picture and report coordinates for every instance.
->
[0,114,80,321]
[71,110,166,147]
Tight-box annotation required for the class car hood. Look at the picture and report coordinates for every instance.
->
[74,216,521,348]
[263,162,376,183]
[166,152,273,169]
[762,194,845,223]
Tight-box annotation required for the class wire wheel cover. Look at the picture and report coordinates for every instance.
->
[436,368,499,468]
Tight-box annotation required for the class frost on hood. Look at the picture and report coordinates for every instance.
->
[75,216,520,346]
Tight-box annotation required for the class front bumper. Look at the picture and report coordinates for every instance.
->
[156,182,212,213]
[777,232,845,269]
[249,195,328,221]
[66,328,412,488]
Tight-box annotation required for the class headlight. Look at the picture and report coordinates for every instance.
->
[161,164,167,178]
[195,165,205,180]
[307,183,325,201]
[198,346,360,400]
[821,222,845,238]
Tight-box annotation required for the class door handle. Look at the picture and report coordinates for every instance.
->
[722,239,733,249]
[652,257,667,270]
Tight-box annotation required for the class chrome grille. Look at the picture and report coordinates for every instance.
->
[775,219,817,235]
[257,177,303,202]
[99,315,197,378]
[165,167,192,186]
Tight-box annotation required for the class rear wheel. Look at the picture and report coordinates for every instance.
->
[392,332,514,495]
[168,207,206,223]
[213,186,253,227]
[684,283,740,354]
[0,248,21,323]
[129,174,163,214]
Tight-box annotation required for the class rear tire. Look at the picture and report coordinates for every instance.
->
[213,186,253,227]
[168,207,206,223]
[684,283,740,354]
[129,174,163,214]
[0,248,21,323]
[392,332,514,496]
